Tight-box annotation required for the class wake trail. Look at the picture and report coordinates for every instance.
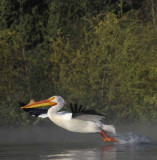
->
[114,132,150,144]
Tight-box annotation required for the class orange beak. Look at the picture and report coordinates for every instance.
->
[21,98,57,109]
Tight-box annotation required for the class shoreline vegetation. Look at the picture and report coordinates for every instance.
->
[0,0,157,127]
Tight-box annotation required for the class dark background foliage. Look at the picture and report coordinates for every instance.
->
[0,0,157,127]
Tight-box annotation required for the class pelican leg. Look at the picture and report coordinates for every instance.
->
[99,131,118,142]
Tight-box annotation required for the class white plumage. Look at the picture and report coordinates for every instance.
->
[21,96,118,142]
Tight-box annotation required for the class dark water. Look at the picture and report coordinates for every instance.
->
[0,125,157,160]
[1,143,157,160]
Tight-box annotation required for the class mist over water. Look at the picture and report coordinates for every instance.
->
[0,123,157,160]
[1,122,156,144]
[0,124,101,145]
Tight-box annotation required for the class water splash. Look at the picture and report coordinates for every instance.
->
[115,132,150,144]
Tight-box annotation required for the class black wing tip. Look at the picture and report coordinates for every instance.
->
[70,103,103,116]
[19,102,48,117]
[23,108,48,117]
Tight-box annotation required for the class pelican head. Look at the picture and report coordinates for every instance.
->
[21,96,65,109]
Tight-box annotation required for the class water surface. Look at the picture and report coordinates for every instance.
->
[1,143,157,160]
[0,126,157,160]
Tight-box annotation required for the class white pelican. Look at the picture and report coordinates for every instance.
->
[21,96,118,142]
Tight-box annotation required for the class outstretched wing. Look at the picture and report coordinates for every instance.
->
[70,103,105,122]
[19,102,48,118]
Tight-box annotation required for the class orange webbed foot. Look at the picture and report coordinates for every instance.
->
[100,131,119,143]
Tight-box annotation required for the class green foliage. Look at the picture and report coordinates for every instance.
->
[0,0,157,127]
[0,29,54,127]
[0,29,30,127]
[49,13,157,122]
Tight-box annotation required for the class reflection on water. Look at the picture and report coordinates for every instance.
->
[1,143,157,160]
[42,145,116,160]
[0,144,117,160]
[0,127,157,160]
